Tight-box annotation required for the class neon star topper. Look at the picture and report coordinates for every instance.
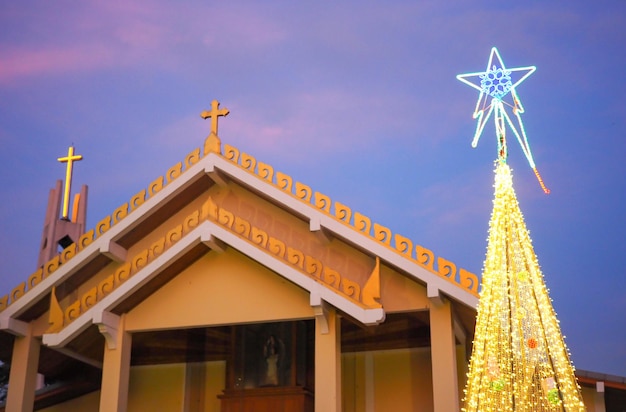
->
[457,47,549,194]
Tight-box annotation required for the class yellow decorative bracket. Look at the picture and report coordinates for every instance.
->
[47,286,64,333]
[310,293,329,334]
[362,257,382,308]
[94,311,120,349]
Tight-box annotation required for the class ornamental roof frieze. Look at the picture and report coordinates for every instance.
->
[45,192,382,335]
[218,137,480,298]
[0,146,207,314]
[1,128,479,317]
[203,195,382,310]
[46,195,215,333]
[214,185,374,286]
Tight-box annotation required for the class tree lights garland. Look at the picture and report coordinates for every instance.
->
[461,163,585,411]
[458,48,585,410]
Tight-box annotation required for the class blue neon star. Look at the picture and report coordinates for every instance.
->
[457,47,550,193]
[456,46,535,155]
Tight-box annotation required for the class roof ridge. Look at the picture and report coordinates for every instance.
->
[46,191,385,335]
[0,132,479,314]
[46,195,215,333]
[219,139,480,298]
[0,139,214,313]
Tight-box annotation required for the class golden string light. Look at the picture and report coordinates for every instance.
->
[462,163,585,411]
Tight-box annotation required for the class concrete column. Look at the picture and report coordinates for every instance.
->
[315,307,341,412]
[594,382,606,412]
[6,330,41,412]
[429,298,459,412]
[183,362,206,412]
[99,314,132,412]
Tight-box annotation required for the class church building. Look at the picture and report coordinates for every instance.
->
[0,101,623,411]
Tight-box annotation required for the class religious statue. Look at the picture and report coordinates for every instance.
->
[262,335,283,386]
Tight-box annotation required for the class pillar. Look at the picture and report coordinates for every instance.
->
[594,382,606,412]
[315,307,341,412]
[429,297,459,412]
[6,329,41,412]
[99,314,132,412]
[183,362,206,412]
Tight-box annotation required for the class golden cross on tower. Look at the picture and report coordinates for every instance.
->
[200,99,229,136]
[57,145,83,220]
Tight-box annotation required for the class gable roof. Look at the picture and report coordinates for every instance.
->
[0,133,479,345]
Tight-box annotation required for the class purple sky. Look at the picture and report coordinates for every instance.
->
[1,1,625,376]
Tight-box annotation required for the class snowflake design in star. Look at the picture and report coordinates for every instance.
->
[480,66,512,99]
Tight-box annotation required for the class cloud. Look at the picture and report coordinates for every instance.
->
[0,1,294,85]
[223,88,428,163]
[0,45,115,84]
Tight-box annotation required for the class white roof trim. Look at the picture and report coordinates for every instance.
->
[210,158,478,308]
[3,148,477,335]
[42,220,385,348]
[1,153,215,320]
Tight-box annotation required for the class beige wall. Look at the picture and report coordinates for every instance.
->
[39,350,604,412]
[39,390,100,412]
[203,361,227,412]
[126,248,314,332]
[581,386,595,412]
[343,348,435,412]
[38,361,226,412]
[128,364,185,411]
[580,385,606,412]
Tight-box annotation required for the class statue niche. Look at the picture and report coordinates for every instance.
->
[219,320,314,412]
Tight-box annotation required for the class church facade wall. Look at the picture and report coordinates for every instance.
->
[125,247,315,332]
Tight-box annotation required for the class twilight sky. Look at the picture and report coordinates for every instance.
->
[1,1,625,377]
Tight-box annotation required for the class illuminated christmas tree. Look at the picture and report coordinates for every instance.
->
[457,48,586,411]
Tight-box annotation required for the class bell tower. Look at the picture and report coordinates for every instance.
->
[37,145,88,267]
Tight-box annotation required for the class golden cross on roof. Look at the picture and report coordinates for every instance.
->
[57,145,83,220]
[201,100,229,136]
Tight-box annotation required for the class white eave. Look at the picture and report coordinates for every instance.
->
[209,157,479,309]
[2,148,478,340]
[42,220,385,348]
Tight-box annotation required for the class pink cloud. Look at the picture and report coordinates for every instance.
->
[200,10,286,50]
[224,87,429,162]
[0,45,117,84]
[0,2,289,84]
